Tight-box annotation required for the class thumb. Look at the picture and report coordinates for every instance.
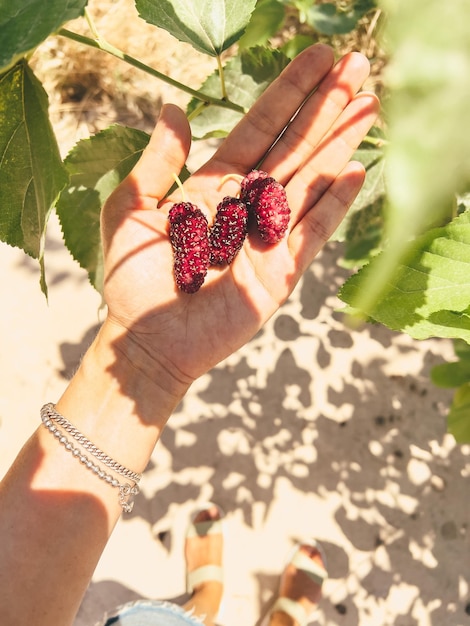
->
[113,103,192,211]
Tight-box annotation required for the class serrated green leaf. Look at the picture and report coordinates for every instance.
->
[135,0,256,57]
[0,0,88,73]
[339,211,470,341]
[187,46,290,139]
[447,383,470,443]
[56,125,150,292]
[238,0,285,49]
[0,61,68,294]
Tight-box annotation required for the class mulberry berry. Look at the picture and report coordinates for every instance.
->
[209,197,248,265]
[168,202,210,293]
[240,169,270,190]
[240,170,290,243]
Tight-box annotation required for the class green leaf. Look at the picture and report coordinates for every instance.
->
[238,0,285,49]
[333,144,385,241]
[0,0,88,73]
[56,125,150,292]
[431,361,470,389]
[281,34,315,60]
[354,0,470,315]
[305,0,376,35]
[455,339,470,362]
[0,61,68,294]
[135,0,257,57]
[339,211,470,341]
[431,340,470,388]
[333,139,386,267]
[338,199,385,269]
[187,46,290,139]
[447,383,470,443]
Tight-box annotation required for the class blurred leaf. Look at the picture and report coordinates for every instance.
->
[281,34,315,60]
[333,143,385,241]
[455,338,470,362]
[338,199,385,268]
[56,125,150,293]
[238,0,285,49]
[188,46,290,139]
[431,340,470,388]
[447,383,470,443]
[339,211,470,341]
[135,0,256,56]
[432,361,470,389]
[305,0,376,35]
[0,0,88,72]
[0,61,68,295]
[333,139,386,267]
[353,0,470,314]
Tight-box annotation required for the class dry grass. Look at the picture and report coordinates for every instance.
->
[31,0,217,155]
[30,0,385,157]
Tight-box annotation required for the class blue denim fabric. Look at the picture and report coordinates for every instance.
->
[100,600,205,626]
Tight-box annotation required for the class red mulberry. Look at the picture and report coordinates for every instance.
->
[209,197,248,265]
[240,169,270,190]
[168,202,210,293]
[240,170,290,243]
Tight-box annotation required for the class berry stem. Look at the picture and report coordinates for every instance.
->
[172,173,187,202]
[84,7,100,40]
[219,173,244,190]
[57,30,246,114]
[216,55,228,101]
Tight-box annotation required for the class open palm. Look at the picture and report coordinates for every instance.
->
[101,44,379,384]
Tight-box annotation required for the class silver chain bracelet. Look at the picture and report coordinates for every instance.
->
[41,403,142,483]
[40,404,140,513]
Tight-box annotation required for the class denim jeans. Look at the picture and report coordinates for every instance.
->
[99,600,205,625]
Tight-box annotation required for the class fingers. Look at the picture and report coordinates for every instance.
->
[261,51,372,183]
[285,89,379,274]
[288,160,366,273]
[112,104,192,211]
[207,44,335,175]
[286,91,380,224]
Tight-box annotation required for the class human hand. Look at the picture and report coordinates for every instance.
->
[101,44,379,393]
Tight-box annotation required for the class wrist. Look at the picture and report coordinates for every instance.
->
[96,317,193,424]
[54,318,191,476]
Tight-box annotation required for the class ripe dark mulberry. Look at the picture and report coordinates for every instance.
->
[168,202,210,293]
[240,170,290,243]
[209,197,248,265]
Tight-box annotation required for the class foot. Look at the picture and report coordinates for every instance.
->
[183,503,224,626]
[269,542,327,626]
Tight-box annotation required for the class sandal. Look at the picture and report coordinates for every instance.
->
[262,539,328,626]
[185,502,224,594]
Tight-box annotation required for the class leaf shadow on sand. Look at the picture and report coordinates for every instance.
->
[70,244,469,626]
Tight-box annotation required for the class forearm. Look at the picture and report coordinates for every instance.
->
[0,319,189,626]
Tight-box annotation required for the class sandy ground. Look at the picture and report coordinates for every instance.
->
[0,211,469,626]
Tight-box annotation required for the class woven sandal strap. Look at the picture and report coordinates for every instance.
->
[272,597,309,626]
[187,565,223,593]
